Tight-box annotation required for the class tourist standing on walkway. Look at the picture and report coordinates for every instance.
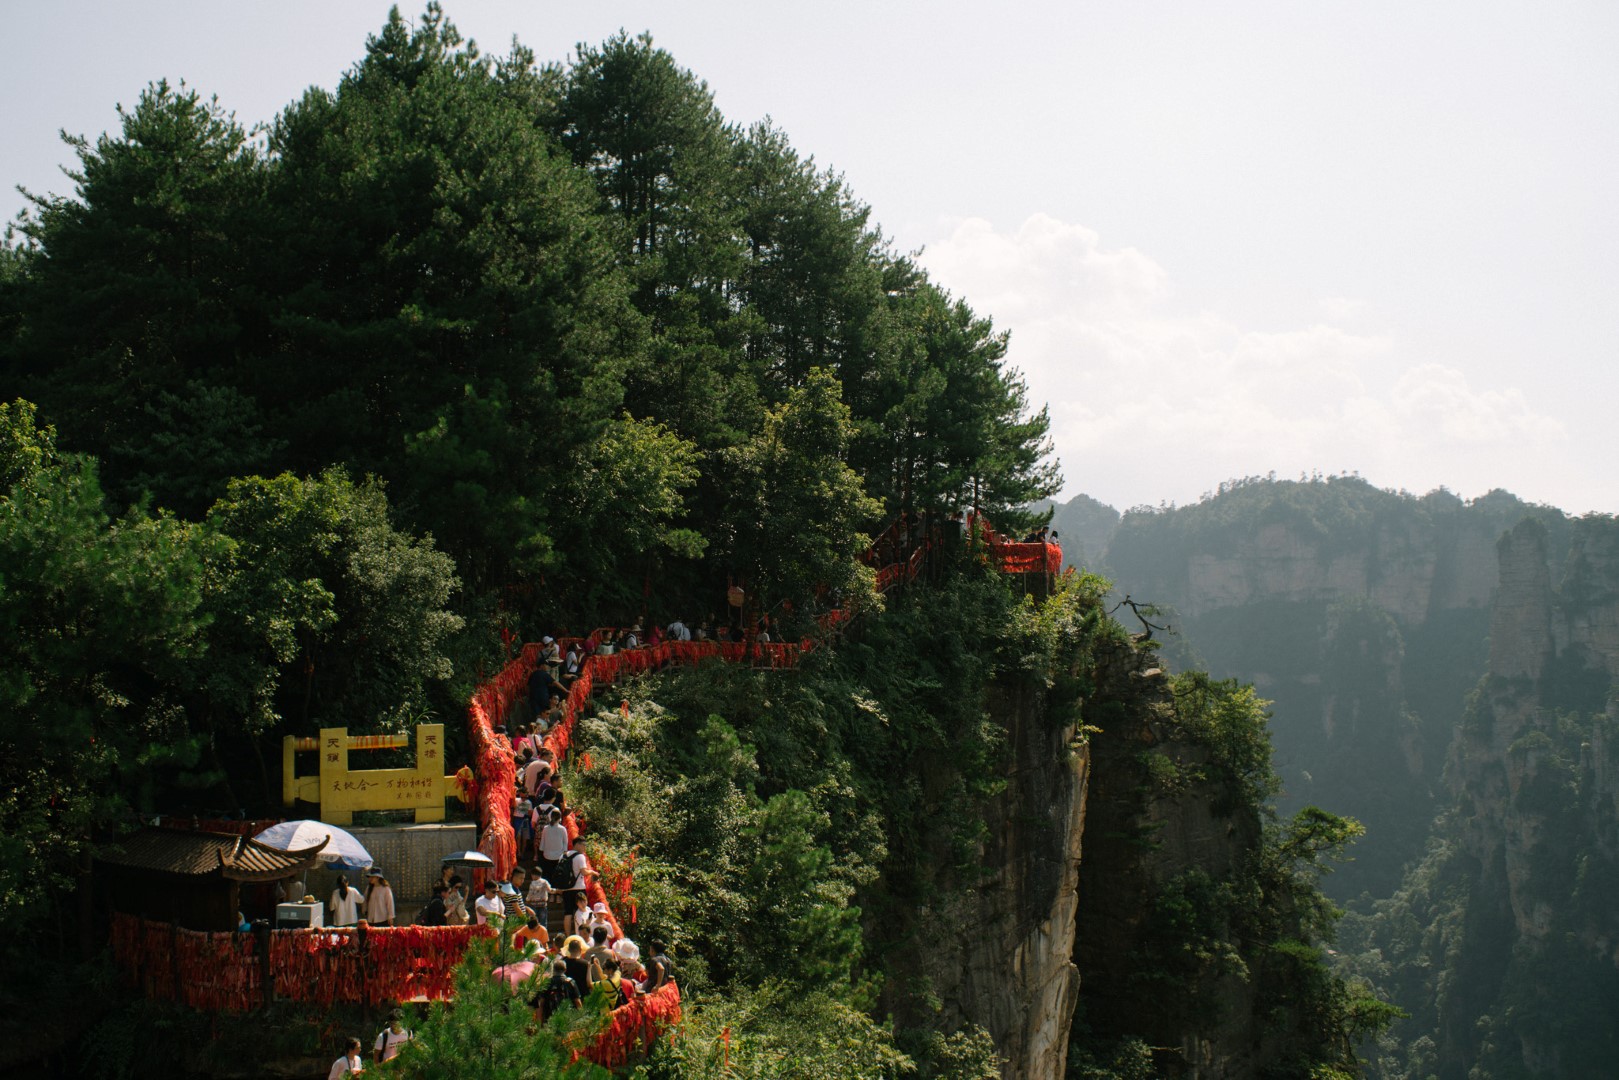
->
[538,808,569,875]
[329,876,362,926]
[418,884,449,926]
[474,880,505,925]
[444,874,469,926]
[364,869,395,926]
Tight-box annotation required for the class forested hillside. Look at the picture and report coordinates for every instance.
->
[0,8,1381,1077]
[1060,477,1558,899]
[1065,479,1619,1078]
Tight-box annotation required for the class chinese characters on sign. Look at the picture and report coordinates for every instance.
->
[283,724,458,824]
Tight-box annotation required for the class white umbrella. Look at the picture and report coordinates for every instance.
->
[255,820,374,871]
[441,850,495,868]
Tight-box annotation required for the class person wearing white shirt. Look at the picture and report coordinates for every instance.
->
[538,809,570,865]
[373,1011,413,1063]
[667,619,691,642]
[329,876,363,926]
[327,1037,364,1078]
[364,869,396,926]
[474,880,505,925]
[526,873,553,911]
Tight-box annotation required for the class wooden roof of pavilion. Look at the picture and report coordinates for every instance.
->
[97,827,328,882]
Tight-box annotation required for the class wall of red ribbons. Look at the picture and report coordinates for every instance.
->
[110,913,494,1011]
[109,911,682,1065]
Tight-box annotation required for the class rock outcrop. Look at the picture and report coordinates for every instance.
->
[907,675,1090,1080]
[1378,514,1619,1079]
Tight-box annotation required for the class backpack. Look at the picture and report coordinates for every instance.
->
[531,975,577,1018]
[544,849,578,889]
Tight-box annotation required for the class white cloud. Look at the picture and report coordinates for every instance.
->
[918,215,1569,509]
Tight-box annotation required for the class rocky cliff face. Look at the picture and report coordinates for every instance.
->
[1432,517,1619,1077]
[1350,515,1619,1080]
[908,673,1090,1080]
[1067,639,1355,1078]
[1073,645,1265,1078]
[1096,480,1556,899]
[1152,513,1499,624]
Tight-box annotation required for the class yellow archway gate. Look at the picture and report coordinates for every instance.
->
[282,724,463,824]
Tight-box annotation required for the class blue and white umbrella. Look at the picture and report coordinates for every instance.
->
[255,820,374,872]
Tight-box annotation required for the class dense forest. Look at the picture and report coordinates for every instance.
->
[1,8,1381,1077]
[1059,478,1619,1079]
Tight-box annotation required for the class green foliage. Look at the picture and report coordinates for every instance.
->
[1075,656,1382,1078]
[917,1025,1005,1080]
[637,983,913,1080]
[5,80,268,513]
[201,467,463,736]
[1066,1037,1155,1080]
[739,789,862,985]
[1170,672,1279,813]
[0,401,218,945]
[0,400,470,995]
[1339,685,1619,1080]
[720,367,883,613]
[79,994,377,1080]
[391,917,612,1079]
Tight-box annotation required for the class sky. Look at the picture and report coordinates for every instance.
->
[4,1,1616,514]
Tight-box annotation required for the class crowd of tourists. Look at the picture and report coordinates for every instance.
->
[323,622,694,1076]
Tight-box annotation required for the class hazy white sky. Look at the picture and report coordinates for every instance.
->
[5,1,1616,513]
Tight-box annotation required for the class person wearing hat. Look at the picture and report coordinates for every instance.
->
[496,880,531,926]
[364,869,395,927]
[561,935,592,993]
[612,937,640,965]
[329,874,363,927]
[621,625,641,649]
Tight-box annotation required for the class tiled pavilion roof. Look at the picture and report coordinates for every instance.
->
[97,827,328,882]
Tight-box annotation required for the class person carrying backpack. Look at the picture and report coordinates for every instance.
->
[373,1009,413,1063]
[529,959,581,1021]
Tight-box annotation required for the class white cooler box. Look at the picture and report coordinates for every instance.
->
[276,901,324,929]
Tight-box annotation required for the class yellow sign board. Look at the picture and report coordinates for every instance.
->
[282,724,462,824]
